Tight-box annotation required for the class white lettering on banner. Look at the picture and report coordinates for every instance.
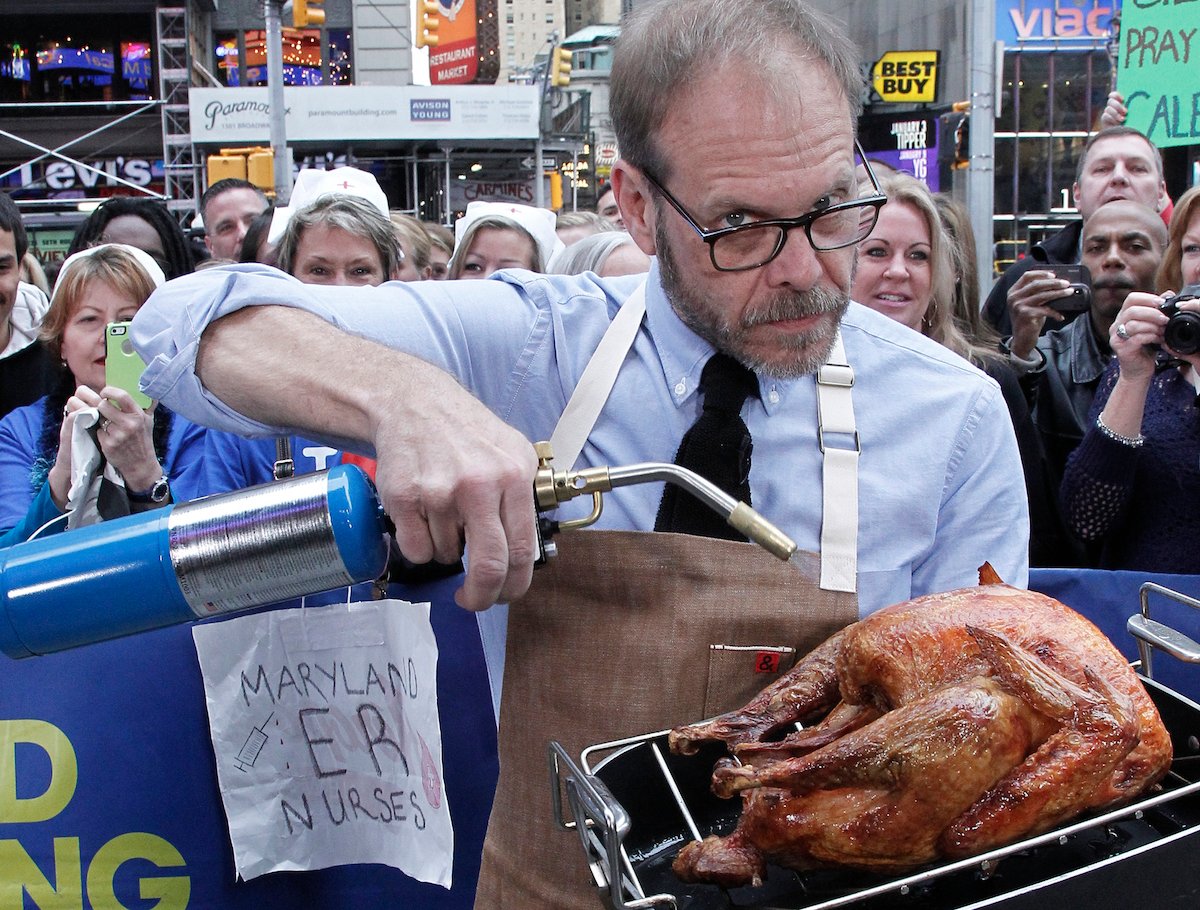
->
[429,47,474,66]
[889,120,928,151]
[42,158,157,191]
[192,600,452,885]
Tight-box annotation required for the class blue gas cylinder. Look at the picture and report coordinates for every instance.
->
[0,465,389,658]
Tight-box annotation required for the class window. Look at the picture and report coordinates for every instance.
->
[0,13,154,103]
[236,27,353,86]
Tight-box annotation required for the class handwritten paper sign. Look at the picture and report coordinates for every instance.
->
[192,599,452,885]
[1117,3,1200,148]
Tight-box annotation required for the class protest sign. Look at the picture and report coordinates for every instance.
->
[1117,3,1200,148]
[193,599,451,885]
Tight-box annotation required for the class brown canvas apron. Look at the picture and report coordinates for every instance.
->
[475,531,857,909]
[474,283,861,908]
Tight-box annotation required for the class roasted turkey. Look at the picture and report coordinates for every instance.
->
[669,567,1172,888]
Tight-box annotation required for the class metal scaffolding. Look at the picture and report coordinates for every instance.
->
[157,4,200,223]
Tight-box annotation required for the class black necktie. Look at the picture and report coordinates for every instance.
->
[655,352,758,540]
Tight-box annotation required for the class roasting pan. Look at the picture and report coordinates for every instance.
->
[550,583,1200,910]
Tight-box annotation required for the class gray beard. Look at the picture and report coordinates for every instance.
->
[656,218,849,379]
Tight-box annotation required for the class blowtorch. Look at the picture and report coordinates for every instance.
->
[0,444,796,659]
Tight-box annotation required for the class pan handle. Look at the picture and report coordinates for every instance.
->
[548,741,680,910]
[1128,583,1200,679]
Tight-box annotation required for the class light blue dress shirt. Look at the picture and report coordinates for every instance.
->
[133,262,1030,705]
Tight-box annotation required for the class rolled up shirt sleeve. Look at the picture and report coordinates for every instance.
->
[132,265,342,438]
[131,263,547,442]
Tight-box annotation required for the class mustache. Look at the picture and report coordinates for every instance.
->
[740,286,847,328]
[1091,276,1136,291]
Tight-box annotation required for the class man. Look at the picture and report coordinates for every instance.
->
[0,193,56,420]
[134,2,1026,905]
[595,182,623,228]
[983,126,1166,335]
[199,178,269,261]
[1003,199,1167,565]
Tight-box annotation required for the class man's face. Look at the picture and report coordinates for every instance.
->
[1073,135,1165,222]
[0,229,18,332]
[633,64,855,379]
[596,188,623,229]
[1080,200,1166,322]
[204,187,268,260]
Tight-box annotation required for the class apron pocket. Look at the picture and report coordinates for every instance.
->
[703,644,797,718]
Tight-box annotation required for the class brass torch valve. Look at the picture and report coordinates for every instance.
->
[531,441,797,564]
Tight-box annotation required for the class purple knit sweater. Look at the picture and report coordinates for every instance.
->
[1060,359,1200,573]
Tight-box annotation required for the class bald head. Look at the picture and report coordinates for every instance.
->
[1081,199,1167,322]
[1084,200,1168,257]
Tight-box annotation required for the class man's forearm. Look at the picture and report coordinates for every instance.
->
[197,305,428,448]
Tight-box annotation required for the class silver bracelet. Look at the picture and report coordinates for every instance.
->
[1096,413,1145,448]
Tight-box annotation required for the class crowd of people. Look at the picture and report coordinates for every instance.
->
[0,0,1198,904]
[0,162,664,550]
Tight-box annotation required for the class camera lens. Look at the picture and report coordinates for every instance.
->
[1164,311,1200,356]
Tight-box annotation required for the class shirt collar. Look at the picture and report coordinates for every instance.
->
[642,259,801,415]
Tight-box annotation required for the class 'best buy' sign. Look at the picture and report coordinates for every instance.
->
[872,51,940,103]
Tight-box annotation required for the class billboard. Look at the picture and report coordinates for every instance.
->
[189,85,539,144]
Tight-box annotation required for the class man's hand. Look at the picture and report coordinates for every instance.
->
[198,305,541,613]
[1006,269,1074,359]
[1100,91,1127,130]
[368,367,540,612]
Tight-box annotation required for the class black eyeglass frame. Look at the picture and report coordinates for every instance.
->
[642,141,888,273]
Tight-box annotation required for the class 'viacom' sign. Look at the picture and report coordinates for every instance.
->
[997,0,1118,46]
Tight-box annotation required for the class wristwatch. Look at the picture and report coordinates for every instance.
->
[128,474,171,504]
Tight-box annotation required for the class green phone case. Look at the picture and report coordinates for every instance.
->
[105,322,152,410]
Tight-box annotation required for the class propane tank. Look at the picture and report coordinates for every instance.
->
[0,465,388,659]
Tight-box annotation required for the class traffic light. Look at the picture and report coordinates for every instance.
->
[550,46,573,87]
[246,149,274,193]
[548,171,563,210]
[207,153,246,184]
[207,148,275,197]
[292,0,325,28]
[416,0,440,49]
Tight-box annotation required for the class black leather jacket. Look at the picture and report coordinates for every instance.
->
[1021,313,1111,485]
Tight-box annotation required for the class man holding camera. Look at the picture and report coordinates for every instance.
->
[984,126,1166,337]
[1003,199,1167,565]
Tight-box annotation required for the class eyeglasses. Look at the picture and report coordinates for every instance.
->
[643,142,888,272]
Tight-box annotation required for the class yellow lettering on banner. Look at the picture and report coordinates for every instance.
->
[0,836,84,908]
[0,720,78,823]
[87,833,190,910]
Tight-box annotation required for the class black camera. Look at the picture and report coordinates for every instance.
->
[1159,284,1200,356]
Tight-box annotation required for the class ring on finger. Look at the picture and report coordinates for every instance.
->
[100,418,111,433]
[1116,322,1130,340]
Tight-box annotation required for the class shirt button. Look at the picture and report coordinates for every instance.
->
[674,380,687,396]
[768,389,780,405]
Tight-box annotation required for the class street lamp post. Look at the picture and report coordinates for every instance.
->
[968,0,996,297]
[265,0,291,204]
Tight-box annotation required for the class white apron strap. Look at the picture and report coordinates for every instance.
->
[549,282,647,469]
[816,333,858,593]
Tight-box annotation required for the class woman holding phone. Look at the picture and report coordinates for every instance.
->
[0,244,207,547]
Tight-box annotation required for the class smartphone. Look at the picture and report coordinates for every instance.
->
[1044,264,1092,313]
[106,322,152,410]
